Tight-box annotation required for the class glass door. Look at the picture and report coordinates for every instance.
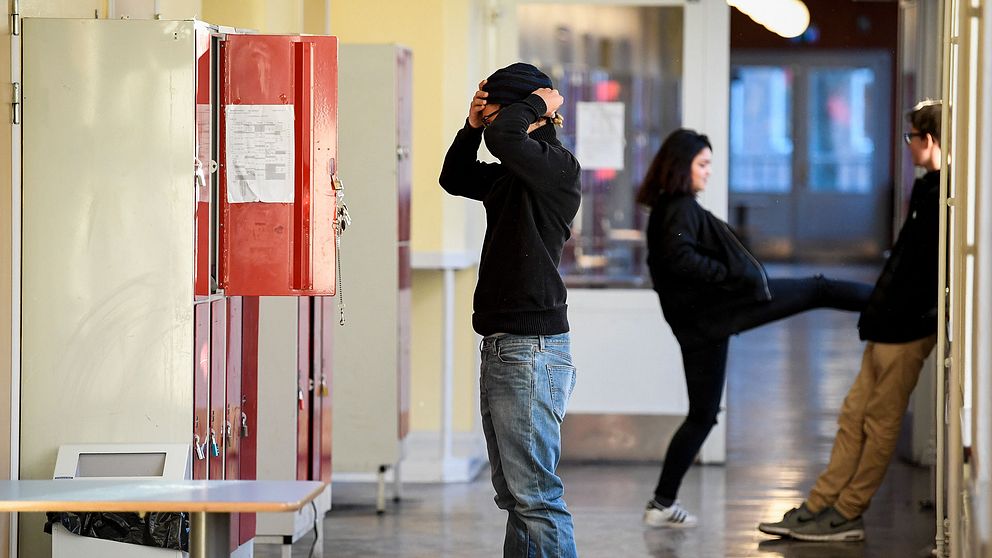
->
[517,4,684,287]
[730,52,893,261]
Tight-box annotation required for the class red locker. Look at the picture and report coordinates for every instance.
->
[311,297,334,482]
[297,297,312,480]
[218,35,340,296]
[239,297,260,545]
[209,299,227,480]
[225,297,244,550]
[194,29,213,298]
[192,303,211,480]
[397,47,413,441]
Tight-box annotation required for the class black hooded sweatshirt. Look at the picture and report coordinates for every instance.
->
[439,94,581,335]
[857,170,940,343]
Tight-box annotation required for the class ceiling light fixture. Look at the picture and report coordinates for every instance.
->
[728,0,811,39]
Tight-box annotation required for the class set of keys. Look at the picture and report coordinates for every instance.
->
[297,375,331,410]
[191,431,219,460]
[193,410,250,460]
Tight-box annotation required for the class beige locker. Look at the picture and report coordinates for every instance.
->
[19,18,200,557]
[332,44,413,511]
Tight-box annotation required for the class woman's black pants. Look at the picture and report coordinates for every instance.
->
[652,275,873,503]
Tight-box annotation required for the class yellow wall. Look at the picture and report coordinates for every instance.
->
[331,0,445,253]
[303,0,327,34]
[331,0,483,435]
[453,267,477,432]
[152,0,202,19]
[202,0,304,33]
[409,269,477,432]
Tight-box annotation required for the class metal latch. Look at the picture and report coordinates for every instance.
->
[11,82,20,125]
[10,0,20,36]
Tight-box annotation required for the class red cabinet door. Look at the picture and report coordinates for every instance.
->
[218,34,339,296]
[209,299,227,481]
[239,296,260,545]
[398,246,412,441]
[193,303,211,480]
[194,28,213,298]
[307,297,333,482]
[297,297,312,480]
[225,297,243,550]
[397,47,413,442]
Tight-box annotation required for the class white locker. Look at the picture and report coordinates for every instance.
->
[332,44,413,510]
[19,18,200,558]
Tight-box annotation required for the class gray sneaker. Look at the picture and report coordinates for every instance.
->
[757,502,817,537]
[790,507,865,542]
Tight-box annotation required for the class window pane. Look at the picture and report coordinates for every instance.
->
[729,66,793,194]
[519,5,683,288]
[807,67,876,194]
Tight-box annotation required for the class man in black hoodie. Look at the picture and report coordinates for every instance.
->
[758,99,942,543]
[439,63,581,558]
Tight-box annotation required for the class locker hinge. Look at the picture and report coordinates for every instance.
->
[10,0,20,36]
[11,82,20,125]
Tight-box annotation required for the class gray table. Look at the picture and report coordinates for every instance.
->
[0,479,326,558]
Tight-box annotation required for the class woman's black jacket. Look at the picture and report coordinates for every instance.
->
[646,193,770,339]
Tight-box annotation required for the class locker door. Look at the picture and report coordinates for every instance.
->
[311,298,334,481]
[209,299,227,480]
[297,297,313,480]
[218,34,340,296]
[20,15,196,488]
[397,47,413,441]
[194,27,214,298]
[239,296,260,545]
[225,297,243,550]
[312,296,338,482]
[193,303,211,480]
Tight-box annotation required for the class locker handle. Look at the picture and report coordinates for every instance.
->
[293,40,316,291]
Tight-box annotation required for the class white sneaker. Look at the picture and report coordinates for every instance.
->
[643,500,698,528]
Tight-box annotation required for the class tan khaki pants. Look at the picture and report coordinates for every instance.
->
[807,335,937,519]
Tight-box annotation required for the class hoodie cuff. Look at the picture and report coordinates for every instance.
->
[522,94,548,119]
[463,117,484,134]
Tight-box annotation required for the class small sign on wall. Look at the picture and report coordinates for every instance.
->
[576,101,625,170]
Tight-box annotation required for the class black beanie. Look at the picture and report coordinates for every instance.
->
[483,63,553,106]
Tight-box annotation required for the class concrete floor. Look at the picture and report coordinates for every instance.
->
[257,264,937,557]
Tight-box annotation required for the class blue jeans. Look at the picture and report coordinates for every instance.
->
[480,333,578,558]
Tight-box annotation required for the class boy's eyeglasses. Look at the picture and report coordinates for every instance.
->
[903,132,927,145]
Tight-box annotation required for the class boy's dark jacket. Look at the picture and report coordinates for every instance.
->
[858,170,940,343]
[439,94,581,336]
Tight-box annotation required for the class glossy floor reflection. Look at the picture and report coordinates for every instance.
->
[257,264,936,558]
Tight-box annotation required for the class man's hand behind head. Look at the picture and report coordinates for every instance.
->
[532,88,563,117]
[468,79,489,129]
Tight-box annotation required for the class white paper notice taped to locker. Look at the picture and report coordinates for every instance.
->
[576,102,625,170]
[225,104,295,203]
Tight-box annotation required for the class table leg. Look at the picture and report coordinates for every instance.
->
[190,511,230,558]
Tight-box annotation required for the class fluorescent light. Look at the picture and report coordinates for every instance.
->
[728,0,811,39]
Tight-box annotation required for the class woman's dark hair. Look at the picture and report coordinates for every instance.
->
[636,128,712,207]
